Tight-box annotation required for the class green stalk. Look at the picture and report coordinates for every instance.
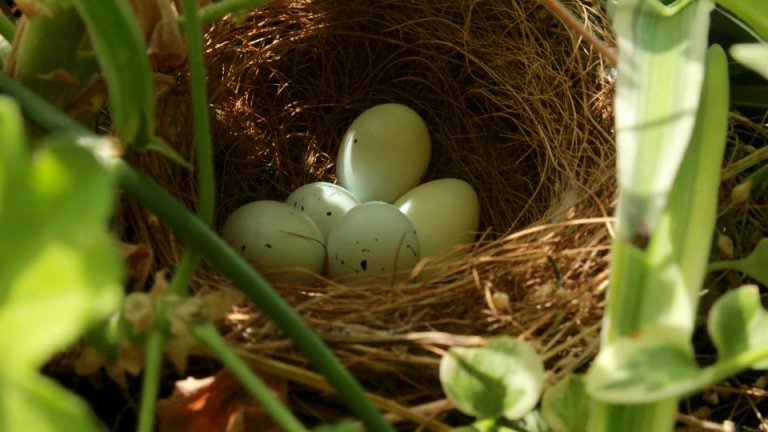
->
[178,0,215,228]
[0,11,15,43]
[192,322,307,431]
[138,2,218,429]
[179,0,271,27]
[137,329,166,432]
[589,43,730,432]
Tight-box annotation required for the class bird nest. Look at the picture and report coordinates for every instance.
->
[118,0,618,426]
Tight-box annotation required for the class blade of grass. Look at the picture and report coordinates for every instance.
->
[70,0,155,147]
[180,0,271,27]
[0,10,15,42]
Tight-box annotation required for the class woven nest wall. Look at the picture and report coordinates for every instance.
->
[119,0,616,422]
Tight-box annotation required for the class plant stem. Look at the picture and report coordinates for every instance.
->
[0,11,15,43]
[178,0,215,227]
[137,329,166,432]
[179,0,271,27]
[192,322,307,431]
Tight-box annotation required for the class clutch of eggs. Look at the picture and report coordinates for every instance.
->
[220,103,481,284]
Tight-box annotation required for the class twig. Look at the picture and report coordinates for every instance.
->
[537,0,618,66]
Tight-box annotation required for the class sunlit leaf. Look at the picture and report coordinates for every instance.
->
[731,43,768,81]
[714,0,768,41]
[0,372,105,432]
[439,337,544,420]
[612,0,713,239]
[708,285,768,369]
[585,326,707,404]
[541,375,589,432]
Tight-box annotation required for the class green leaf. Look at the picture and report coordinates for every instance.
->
[710,238,768,285]
[541,375,589,432]
[731,43,768,81]
[0,95,122,368]
[70,0,155,147]
[585,326,707,404]
[0,372,105,432]
[439,337,544,420]
[708,285,768,369]
[612,0,714,240]
[637,44,730,336]
[714,0,768,41]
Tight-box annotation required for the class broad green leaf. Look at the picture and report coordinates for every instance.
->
[541,375,589,432]
[637,44,730,335]
[0,102,122,372]
[731,43,768,80]
[586,326,707,404]
[612,0,713,240]
[603,44,730,342]
[70,0,155,147]
[708,285,768,369]
[439,337,544,420]
[0,372,105,432]
[714,0,768,41]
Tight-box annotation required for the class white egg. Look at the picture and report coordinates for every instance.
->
[286,182,360,240]
[220,200,325,283]
[394,178,480,258]
[327,202,420,281]
[337,103,431,203]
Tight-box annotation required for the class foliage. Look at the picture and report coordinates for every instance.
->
[0,96,122,430]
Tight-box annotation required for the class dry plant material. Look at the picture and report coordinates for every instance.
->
[118,241,154,292]
[118,0,618,423]
[157,369,289,432]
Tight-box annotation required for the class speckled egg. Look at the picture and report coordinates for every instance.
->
[220,200,325,282]
[326,202,420,281]
[286,182,360,240]
[336,103,431,203]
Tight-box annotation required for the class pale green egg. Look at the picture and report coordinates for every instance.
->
[336,103,431,203]
[394,178,480,258]
[221,200,324,283]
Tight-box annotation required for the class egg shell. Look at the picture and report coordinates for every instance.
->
[220,200,325,283]
[286,182,360,240]
[337,103,431,203]
[394,178,480,258]
[327,202,420,281]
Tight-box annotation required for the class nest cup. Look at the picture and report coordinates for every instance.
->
[121,0,616,421]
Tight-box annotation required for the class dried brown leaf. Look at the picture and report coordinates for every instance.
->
[158,369,289,432]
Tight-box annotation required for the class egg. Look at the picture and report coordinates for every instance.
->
[394,178,480,258]
[286,182,360,240]
[327,202,420,281]
[220,200,325,283]
[336,103,431,203]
